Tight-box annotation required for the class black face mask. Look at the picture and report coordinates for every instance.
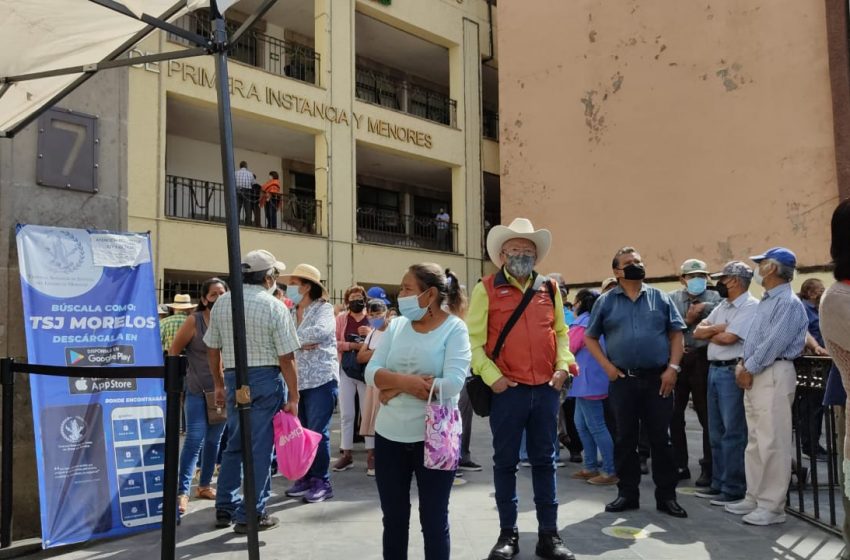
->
[715,282,729,299]
[349,300,365,313]
[622,264,646,281]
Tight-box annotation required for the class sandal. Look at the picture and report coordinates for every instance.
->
[177,494,189,514]
[196,486,217,500]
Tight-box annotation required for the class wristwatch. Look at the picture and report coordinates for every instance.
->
[668,363,682,373]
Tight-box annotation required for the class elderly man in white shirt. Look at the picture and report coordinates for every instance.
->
[692,261,759,506]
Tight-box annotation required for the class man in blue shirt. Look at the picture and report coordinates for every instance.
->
[585,246,688,518]
[724,247,808,526]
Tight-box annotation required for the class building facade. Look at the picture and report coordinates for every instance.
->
[127,0,501,300]
[498,0,850,287]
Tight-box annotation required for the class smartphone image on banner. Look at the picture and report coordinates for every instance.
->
[40,404,112,542]
[110,405,165,527]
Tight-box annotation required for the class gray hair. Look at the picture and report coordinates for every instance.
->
[765,259,795,282]
[738,276,752,290]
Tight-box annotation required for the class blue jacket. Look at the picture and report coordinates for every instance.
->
[568,312,610,398]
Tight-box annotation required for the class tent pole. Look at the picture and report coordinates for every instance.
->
[210,2,261,558]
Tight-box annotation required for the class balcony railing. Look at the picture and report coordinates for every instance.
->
[356,208,458,253]
[165,175,322,236]
[168,13,320,85]
[355,67,457,127]
[483,108,499,140]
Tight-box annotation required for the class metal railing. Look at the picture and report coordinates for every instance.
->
[483,108,499,140]
[787,356,843,536]
[165,175,322,236]
[355,67,457,127]
[356,208,458,252]
[168,13,319,85]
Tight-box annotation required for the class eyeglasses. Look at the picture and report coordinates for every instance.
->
[502,250,537,258]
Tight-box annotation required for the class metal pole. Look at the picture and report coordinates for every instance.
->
[210,2,260,558]
[160,356,184,560]
[0,359,13,549]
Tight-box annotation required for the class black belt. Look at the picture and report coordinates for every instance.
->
[709,359,739,367]
[615,366,666,378]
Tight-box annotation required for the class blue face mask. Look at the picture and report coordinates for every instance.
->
[686,277,707,296]
[368,317,386,330]
[398,293,428,321]
[286,284,304,306]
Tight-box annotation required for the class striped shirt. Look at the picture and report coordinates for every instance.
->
[204,285,300,369]
[235,167,254,190]
[742,283,808,374]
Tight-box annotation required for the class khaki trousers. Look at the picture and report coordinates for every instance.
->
[836,405,850,559]
[743,361,796,512]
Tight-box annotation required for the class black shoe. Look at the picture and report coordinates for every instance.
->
[677,467,691,481]
[487,528,519,560]
[695,468,712,487]
[568,451,583,464]
[639,457,649,475]
[215,509,233,528]
[656,499,688,518]
[605,497,640,513]
[233,514,280,533]
[458,459,483,472]
[536,532,575,560]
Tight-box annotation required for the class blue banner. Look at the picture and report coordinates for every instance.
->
[16,224,165,549]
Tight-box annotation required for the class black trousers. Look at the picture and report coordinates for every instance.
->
[670,347,711,472]
[561,398,583,454]
[608,374,677,501]
[795,387,826,454]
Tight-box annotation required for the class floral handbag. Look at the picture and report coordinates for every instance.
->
[423,381,462,471]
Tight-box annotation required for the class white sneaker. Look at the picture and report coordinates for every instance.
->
[742,508,786,526]
[724,498,758,515]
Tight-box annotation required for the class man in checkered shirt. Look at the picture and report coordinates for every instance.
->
[205,249,300,533]
[235,161,257,225]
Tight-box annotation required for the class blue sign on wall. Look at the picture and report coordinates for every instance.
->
[16,224,165,548]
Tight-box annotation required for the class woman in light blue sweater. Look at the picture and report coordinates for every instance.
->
[365,264,471,560]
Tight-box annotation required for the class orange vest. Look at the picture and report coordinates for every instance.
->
[483,270,558,386]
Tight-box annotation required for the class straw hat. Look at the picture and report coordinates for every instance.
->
[486,217,551,269]
[166,294,194,310]
[280,264,328,298]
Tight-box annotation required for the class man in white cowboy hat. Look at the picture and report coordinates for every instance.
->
[159,293,195,352]
[204,249,300,533]
[468,217,577,560]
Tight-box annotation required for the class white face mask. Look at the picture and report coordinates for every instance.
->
[753,266,764,286]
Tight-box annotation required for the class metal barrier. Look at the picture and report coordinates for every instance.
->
[355,67,457,127]
[165,175,322,236]
[787,355,842,536]
[356,208,458,253]
[0,357,185,559]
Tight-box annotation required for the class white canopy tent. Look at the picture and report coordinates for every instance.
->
[0,2,274,558]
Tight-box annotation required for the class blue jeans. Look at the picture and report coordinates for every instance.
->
[374,434,455,560]
[298,379,338,482]
[574,397,615,475]
[177,391,226,495]
[215,367,284,523]
[489,383,560,532]
[707,365,747,497]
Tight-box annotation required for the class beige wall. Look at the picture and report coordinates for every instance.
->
[498,0,839,284]
[165,135,284,184]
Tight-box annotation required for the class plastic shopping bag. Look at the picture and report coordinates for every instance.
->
[273,411,321,480]
[423,382,462,471]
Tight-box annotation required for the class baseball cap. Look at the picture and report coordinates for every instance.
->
[366,286,391,304]
[710,261,754,280]
[242,249,286,274]
[680,259,709,275]
[750,247,797,269]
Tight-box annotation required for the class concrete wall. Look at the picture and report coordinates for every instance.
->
[498,0,839,283]
[0,69,129,539]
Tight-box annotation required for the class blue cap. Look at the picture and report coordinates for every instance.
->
[750,247,797,269]
[366,286,391,304]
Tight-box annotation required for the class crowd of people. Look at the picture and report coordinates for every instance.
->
[158,199,850,560]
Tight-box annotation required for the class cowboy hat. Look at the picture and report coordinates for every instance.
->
[486,218,551,269]
[279,264,328,298]
[166,293,195,310]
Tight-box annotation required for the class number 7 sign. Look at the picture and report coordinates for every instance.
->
[36,108,99,193]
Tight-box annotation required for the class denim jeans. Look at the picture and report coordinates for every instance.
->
[574,397,615,475]
[489,383,560,532]
[177,391,226,495]
[374,434,455,560]
[298,379,338,482]
[215,367,284,523]
[707,364,747,497]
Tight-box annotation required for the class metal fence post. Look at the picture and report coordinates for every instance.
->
[160,355,185,560]
[0,358,14,549]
